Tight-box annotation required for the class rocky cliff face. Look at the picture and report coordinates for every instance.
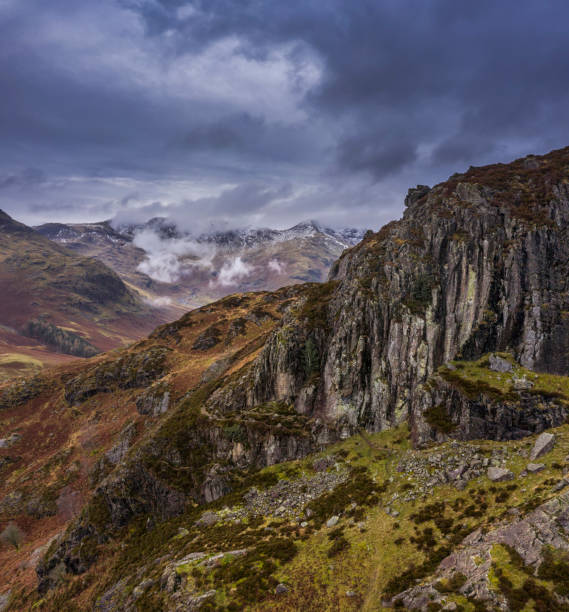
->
[240,147,569,446]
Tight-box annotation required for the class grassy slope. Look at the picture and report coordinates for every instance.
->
[4,326,569,610]
[20,419,569,611]
[0,289,302,605]
[0,211,166,378]
[439,353,569,403]
[2,316,569,610]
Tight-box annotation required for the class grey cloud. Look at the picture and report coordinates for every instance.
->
[337,137,418,180]
[0,168,46,189]
[180,113,315,163]
[123,0,569,181]
[2,0,569,229]
[111,182,293,232]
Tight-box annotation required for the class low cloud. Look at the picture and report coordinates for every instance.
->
[215,256,254,287]
[268,258,285,274]
[111,182,294,236]
[144,296,173,307]
[133,228,216,283]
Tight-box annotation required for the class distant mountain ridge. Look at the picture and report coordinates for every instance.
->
[36,217,366,310]
[114,217,364,249]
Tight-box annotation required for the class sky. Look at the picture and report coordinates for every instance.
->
[1,0,569,232]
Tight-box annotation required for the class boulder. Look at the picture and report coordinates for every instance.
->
[487,467,514,482]
[526,463,545,474]
[489,354,513,373]
[529,432,556,460]
[195,511,219,527]
[275,583,289,595]
[200,549,248,570]
[132,579,154,600]
[174,552,207,567]
[313,456,335,472]
[188,590,216,610]
[0,434,21,449]
[326,515,339,528]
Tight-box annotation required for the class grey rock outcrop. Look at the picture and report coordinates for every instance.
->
[243,147,569,446]
[489,354,513,372]
[530,432,556,460]
[65,346,169,405]
[416,376,569,445]
[105,422,136,465]
[0,591,11,612]
[136,384,170,416]
[0,374,46,410]
[187,590,216,610]
[392,490,569,609]
[526,463,545,473]
[487,467,514,482]
[37,389,323,592]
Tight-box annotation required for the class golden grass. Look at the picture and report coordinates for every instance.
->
[0,352,43,382]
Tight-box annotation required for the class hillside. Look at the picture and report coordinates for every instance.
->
[0,211,167,380]
[36,219,364,311]
[2,147,569,610]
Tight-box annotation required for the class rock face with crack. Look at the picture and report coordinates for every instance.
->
[242,147,569,447]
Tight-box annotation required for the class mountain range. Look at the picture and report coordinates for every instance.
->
[0,214,363,381]
[36,219,365,309]
[2,147,569,610]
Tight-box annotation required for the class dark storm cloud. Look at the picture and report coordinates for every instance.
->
[181,113,314,163]
[131,0,569,178]
[1,0,569,227]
